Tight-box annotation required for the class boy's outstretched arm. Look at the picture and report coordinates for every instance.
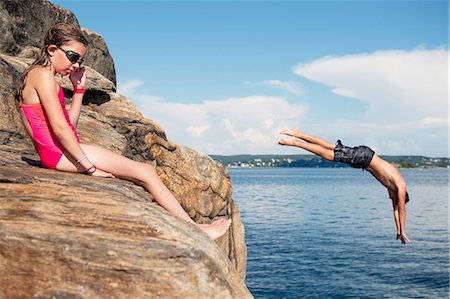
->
[391,200,401,238]
[397,186,410,245]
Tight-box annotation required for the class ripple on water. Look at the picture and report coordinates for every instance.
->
[232,168,449,299]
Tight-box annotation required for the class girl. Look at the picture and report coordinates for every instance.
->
[17,23,231,240]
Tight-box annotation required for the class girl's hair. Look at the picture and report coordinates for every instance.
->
[16,23,88,99]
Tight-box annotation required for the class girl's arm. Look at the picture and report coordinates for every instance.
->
[36,71,91,170]
[67,67,86,127]
[68,92,84,127]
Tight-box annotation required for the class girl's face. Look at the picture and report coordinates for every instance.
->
[49,40,87,76]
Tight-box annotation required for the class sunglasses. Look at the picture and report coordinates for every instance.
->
[57,46,85,66]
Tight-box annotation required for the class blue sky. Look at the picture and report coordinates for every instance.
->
[53,0,448,156]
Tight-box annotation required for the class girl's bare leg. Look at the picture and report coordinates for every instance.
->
[280,128,335,150]
[56,143,231,240]
[278,137,335,161]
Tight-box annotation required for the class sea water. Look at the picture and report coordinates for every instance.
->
[230,168,449,299]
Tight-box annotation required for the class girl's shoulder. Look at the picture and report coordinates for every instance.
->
[27,66,54,83]
[26,67,58,91]
[22,67,58,102]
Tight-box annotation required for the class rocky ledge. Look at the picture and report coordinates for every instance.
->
[0,1,251,298]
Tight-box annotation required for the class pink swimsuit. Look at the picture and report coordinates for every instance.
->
[20,83,80,169]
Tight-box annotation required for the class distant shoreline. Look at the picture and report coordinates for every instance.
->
[225,166,448,169]
[210,154,450,169]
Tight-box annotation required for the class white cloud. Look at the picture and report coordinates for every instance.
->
[203,95,305,127]
[117,79,144,98]
[420,117,448,126]
[331,87,357,98]
[292,47,448,156]
[262,80,305,96]
[120,82,307,154]
[116,47,448,156]
[186,125,210,138]
[200,96,307,153]
[264,119,275,129]
[294,47,448,122]
[363,137,421,155]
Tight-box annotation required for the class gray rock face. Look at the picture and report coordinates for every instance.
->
[0,0,117,86]
[0,161,251,299]
[0,48,251,299]
[0,1,251,297]
[0,0,77,54]
[82,27,117,87]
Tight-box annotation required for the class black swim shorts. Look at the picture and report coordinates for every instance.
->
[333,140,375,169]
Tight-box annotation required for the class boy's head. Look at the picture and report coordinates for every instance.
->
[388,189,409,204]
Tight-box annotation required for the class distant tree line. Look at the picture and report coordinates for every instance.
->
[210,154,449,168]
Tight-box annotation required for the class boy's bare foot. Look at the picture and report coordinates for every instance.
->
[280,128,303,138]
[198,218,232,240]
[278,137,300,147]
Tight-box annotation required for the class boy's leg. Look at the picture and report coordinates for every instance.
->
[278,137,334,160]
[280,128,335,150]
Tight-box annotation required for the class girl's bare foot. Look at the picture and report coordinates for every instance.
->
[280,128,303,138]
[198,218,232,240]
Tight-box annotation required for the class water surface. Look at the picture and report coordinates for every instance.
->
[230,168,449,298]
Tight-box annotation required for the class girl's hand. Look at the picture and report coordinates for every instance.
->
[90,168,115,178]
[70,66,86,89]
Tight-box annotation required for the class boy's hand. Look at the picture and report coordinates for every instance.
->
[397,233,410,245]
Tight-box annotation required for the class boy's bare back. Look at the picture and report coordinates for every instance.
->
[366,155,407,192]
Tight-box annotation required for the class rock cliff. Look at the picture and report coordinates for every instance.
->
[0,1,251,298]
[0,0,116,85]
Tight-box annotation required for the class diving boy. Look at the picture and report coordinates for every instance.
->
[278,128,410,245]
